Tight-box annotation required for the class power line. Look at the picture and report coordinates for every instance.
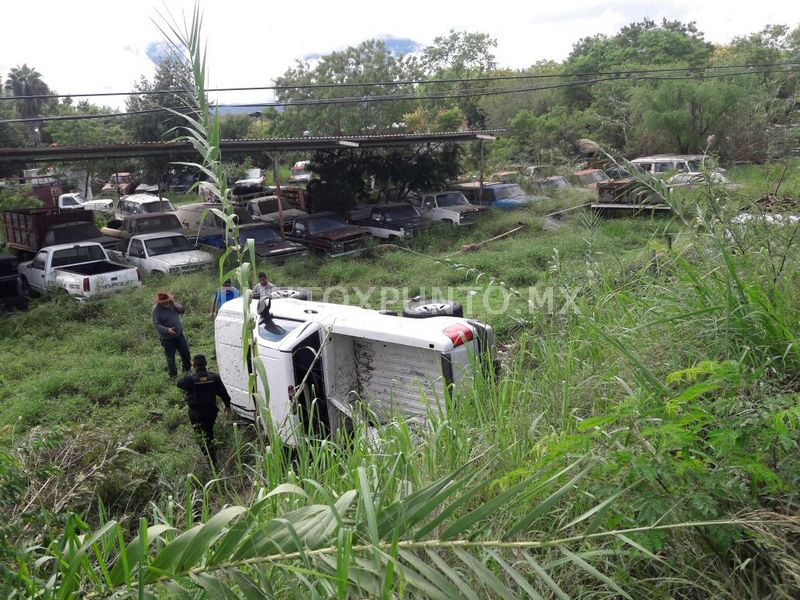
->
[1,62,798,102]
[1,67,798,125]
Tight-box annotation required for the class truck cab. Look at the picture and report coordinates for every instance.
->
[410,191,487,225]
[286,212,371,257]
[349,202,424,239]
[108,232,214,275]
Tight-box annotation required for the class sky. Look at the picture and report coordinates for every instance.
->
[1,0,799,111]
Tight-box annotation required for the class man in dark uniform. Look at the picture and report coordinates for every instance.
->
[177,354,231,465]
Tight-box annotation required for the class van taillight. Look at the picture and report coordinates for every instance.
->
[82,277,90,292]
[442,323,473,347]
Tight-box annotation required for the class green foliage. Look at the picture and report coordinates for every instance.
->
[219,114,254,140]
[46,100,129,147]
[274,39,419,137]
[0,186,42,212]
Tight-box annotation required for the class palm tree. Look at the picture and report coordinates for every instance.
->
[4,64,50,145]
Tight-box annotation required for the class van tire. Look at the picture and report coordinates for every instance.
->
[403,299,463,318]
[270,286,311,301]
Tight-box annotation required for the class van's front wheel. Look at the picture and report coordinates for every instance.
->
[403,298,463,318]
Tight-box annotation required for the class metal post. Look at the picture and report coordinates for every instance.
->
[272,155,284,237]
[478,140,485,206]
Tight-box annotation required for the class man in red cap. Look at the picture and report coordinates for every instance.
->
[152,291,191,377]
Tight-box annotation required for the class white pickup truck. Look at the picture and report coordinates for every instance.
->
[107,232,214,275]
[18,242,141,301]
[411,191,488,226]
[215,296,495,445]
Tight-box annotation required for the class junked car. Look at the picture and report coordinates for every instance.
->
[289,160,313,183]
[101,172,137,196]
[453,182,547,210]
[349,202,424,239]
[533,176,570,193]
[18,242,141,301]
[286,212,371,257]
[410,191,487,225]
[174,202,253,249]
[214,295,495,444]
[631,155,713,177]
[115,194,176,219]
[667,172,736,189]
[240,195,309,232]
[575,169,610,189]
[101,213,193,241]
[107,232,214,275]
[234,223,309,264]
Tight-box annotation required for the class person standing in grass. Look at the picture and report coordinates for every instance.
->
[152,291,191,377]
[177,354,231,465]
[209,279,240,319]
[252,271,277,299]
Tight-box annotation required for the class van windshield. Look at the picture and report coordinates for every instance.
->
[258,318,301,342]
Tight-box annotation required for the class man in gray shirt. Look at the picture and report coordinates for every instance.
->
[152,291,191,377]
[252,271,277,299]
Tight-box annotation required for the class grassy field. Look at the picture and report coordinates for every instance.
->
[3,168,800,596]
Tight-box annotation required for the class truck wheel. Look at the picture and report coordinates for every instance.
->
[403,298,463,318]
[270,286,311,301]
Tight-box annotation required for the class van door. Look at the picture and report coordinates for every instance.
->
[291,329,330,438]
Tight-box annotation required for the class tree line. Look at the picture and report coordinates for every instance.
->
[2,19,799,167]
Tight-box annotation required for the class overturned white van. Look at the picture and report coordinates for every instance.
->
[214,297,495,445]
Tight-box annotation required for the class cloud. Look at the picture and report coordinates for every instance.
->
[145,42,169,66]
[302,35,422,63]
[380,36,424,56]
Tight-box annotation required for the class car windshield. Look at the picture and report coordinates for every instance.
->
[383,205,420,221]
[61,196,83,206]
[52,245,106,267]
[112,175,130,184]
[494,185,525,200]
[145,235,193,256]
[539,178,568,189]
[256,198,289,214]
[138,215,181,231]
[238,227,281,244]
[141,200,176,213]
[579,172,609,184]
[687,160,703,171]
[436,192,469,207]
[308,216,347,234]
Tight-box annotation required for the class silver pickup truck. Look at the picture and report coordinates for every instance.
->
[18,242,141,301]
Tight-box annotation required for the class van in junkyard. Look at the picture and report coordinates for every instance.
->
[215,295,495,445]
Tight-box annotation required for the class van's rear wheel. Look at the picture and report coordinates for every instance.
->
[403,298,463,318]
[270,286,311,301]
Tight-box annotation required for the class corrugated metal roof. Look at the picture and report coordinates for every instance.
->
[0,130,504,163]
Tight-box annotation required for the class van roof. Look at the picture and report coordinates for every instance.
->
[631,154,704,162]
[219,297,473,351]
[120,194,163,204]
